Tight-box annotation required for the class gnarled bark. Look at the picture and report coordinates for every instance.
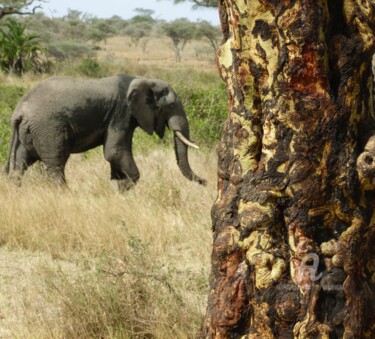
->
[202,0,375,338]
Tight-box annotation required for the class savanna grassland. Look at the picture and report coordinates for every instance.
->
[0,34,227,338]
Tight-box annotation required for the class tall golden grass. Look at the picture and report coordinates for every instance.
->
[0,146,216,337]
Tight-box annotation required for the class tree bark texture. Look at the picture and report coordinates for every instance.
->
[202,1,375,338]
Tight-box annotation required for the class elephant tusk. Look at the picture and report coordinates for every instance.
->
[175,131,199,149]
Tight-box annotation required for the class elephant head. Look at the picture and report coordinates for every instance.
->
[127,78,207,185]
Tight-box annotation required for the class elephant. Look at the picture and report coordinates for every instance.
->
[5,74,207,190]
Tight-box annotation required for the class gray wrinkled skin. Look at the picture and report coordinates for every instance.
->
[5,75,206,190]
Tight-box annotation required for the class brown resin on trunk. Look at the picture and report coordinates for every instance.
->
[202,0,375,338]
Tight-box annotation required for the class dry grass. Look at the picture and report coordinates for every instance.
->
[0,147,217,337]
[97,36,216,71]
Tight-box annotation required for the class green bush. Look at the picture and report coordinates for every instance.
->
[0,84,27,163]
[47,40,94,61]
[77,58,102,77]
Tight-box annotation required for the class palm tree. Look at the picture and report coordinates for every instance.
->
[0,18,44,74]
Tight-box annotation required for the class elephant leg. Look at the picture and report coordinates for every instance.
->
[14,141,39,174]
[44,164,67,185]
[109,152,140,192]
[104,123,139,191]
[11,141,39,185]
[38,151,69,186]
[39,152,68,185]
[33,133,70,186]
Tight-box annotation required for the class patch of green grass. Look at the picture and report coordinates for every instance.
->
[76,58,103,78]
[0,84,28,163]
[178,84,228,147]
[47,40,95,61]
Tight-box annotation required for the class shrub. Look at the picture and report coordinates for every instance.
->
[77,58,102,77]
[47,40,95,61]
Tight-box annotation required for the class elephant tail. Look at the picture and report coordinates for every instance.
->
[4,117,21,175]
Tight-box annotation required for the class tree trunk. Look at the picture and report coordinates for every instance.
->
[174,47,182,63]
[202,1,375,338]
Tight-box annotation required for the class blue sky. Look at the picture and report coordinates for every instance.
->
[40,0,220,25]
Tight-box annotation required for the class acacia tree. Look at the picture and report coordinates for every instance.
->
[161,18,196,62]
[63,9,89,41]
[87,19,116,45]
[123,9,155,51]
[195,20,221,52]
[0,0,43,20]
[123,22,152,51]
[201,1,375,338]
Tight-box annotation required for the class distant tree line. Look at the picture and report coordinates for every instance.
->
[0,1,221,74]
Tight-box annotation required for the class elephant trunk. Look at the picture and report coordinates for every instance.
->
[168,114,207,186]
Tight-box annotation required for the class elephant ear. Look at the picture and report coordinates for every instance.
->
[127,78,157,135]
